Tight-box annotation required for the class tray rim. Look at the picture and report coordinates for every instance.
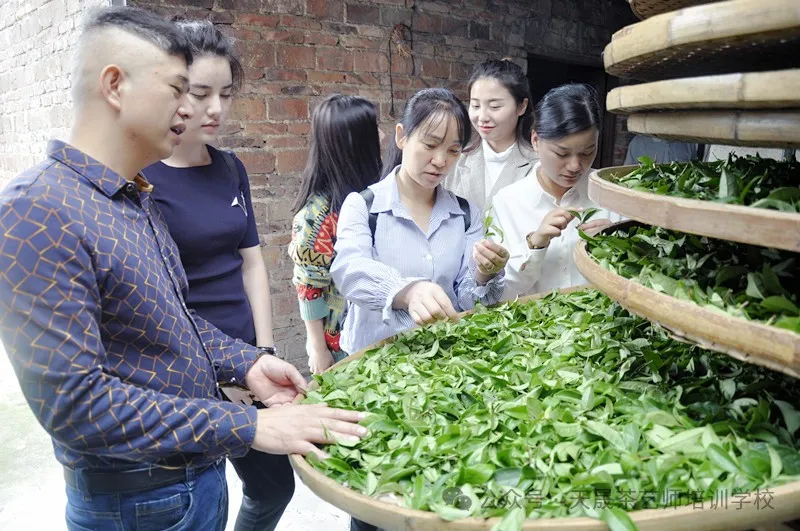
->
[588,166,800,253]
[625,110,800,149]
[627,0,724,20]
[573,220,800,379]
[289,285,800,529]
[606,70,800,113]
[604,0,800,80]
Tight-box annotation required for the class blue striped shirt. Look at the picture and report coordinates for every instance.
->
[331,167,505,353]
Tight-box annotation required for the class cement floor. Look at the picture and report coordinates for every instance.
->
[0,345,349,531]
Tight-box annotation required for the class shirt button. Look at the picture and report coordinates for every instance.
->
[425,254,432,260]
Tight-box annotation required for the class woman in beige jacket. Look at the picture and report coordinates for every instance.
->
[444,59,538,213]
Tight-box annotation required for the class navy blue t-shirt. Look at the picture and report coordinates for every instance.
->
[145,146,260,343]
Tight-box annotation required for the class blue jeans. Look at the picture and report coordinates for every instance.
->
[65,460,228,531]
[228,450,294,531]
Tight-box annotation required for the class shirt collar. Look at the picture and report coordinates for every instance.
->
[482,140,516,163]
[47,140,153,197]
[372,166,465,219]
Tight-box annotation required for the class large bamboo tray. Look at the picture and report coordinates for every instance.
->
[628,0,724,20]
[588,166,800,253]
[574,221,800,380]
[604,0,800,80]
[289,289,800,530]
[625,111,800,148]
[607,70,800,113]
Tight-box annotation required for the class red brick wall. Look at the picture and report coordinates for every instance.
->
[130,0,631,370]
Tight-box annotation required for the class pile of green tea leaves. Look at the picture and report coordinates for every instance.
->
[582,225,799,333]
[304,290,800,531]
[614,155,800,212]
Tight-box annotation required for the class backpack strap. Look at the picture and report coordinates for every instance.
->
[456,195,471,232]
[359,188,472,244]
[359,188,378,244]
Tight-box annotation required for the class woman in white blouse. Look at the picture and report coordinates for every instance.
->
[492,84,622,300]
[331,88,509,355]
[443,59,538,212]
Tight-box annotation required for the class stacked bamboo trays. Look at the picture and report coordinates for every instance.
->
[594,0,800,375]
[605,0,800,145]
[288,291,800,531]
[626,0,724,20]
[573,0,800,526]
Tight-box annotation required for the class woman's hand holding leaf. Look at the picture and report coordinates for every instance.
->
[473,239,509,277]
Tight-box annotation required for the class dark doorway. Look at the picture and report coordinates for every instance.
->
[527,55,619,168]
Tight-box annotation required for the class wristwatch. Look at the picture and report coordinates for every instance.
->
[257,345,277,356]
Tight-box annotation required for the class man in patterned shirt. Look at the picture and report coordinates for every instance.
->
[0,7,365,530]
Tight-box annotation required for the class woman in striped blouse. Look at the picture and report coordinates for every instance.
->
[289,94,382,374]
[331,88,510,355]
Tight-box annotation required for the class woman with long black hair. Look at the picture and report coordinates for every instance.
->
[492,83,622,300]
[289,93,382,375]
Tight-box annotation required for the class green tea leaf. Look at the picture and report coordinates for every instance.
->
[761,296,799,315]
[719,166,739,199]
[600,507,638,531]
[706,444,740,474]
[491,506,526,531]
[774,400,800,435]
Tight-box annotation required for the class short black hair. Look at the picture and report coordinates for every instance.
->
[174,19,244,93]
[533,83,601,140]
[83,6,193,66]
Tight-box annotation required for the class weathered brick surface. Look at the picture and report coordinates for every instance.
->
[2,0,635,372]
[0,0,109,191]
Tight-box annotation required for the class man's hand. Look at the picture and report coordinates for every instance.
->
[252,404,368,459]
[394,281,460,326]
[245,355,308,406]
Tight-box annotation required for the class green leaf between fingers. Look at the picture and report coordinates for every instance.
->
[484,208,505,243]
[568,208,601,224]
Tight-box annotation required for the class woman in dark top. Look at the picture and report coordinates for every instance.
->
[144,20,291,531]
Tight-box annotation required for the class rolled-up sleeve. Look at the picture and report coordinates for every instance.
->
[454,201,505,311]
[331,192,423,327]
[0,196,257,464]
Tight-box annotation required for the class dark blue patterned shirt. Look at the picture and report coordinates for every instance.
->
[0,141,260,470]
